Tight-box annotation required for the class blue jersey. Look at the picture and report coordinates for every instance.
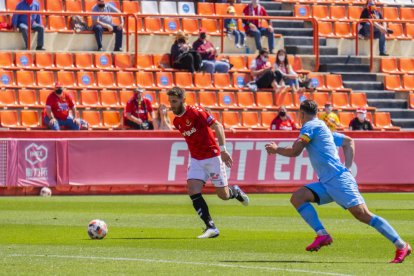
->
[299,119,347,182]
[332,131,345,147]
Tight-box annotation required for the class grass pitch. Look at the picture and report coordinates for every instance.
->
[0,193,413,275]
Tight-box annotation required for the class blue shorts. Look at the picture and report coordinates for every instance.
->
[305,171,365,209]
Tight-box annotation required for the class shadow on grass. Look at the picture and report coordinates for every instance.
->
[221,260,383,264]
[107,237,195,240]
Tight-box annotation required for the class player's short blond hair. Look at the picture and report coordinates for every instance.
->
[167,87,185,99]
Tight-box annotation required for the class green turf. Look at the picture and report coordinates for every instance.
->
[0,194,413,275]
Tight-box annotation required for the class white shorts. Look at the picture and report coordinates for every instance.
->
[187,156,228,188]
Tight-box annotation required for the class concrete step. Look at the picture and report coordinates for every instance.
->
[272,20,305,29]
[261,2,283,10]
[368,99,407,109]
[267,10,293,16]
[319,64,370,73]
[392,118,414,128]
[343,81,384,90]
[286,45,338,55]
[380,109,414,119]
[363,90,396,99]
[341,73,377,82]
[284,36,327,46]
[319,55,363,65]
[275,28,313,37]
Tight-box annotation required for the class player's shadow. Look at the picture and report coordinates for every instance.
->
[108,237,195,240]
[221,260,382,264]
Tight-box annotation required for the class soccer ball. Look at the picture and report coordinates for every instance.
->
[87,219,108,240]
[40,187,52,197]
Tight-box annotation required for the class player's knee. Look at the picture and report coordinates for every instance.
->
[217,193,229,200]
[350,206,372,224]
[290,190,305,208]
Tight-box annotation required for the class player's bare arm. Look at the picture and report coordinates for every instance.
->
[211,122,233,168]
[341,135,355,169]
[265,139,306,157]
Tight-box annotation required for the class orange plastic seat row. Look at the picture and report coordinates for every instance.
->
[307,73,351,92]
[0,110,41,128]
[384,75,414,92]
[381,58,414,74]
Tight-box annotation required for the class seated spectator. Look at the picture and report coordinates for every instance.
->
[319,102,341,132]
[154,104,173,130]
[193,28,230,74]
[243,0,274,53]
[274,49,300,92]
[171,31,202,73]
[225,6,245,49]
[349,108,374,131]
[359,0,389,56]
[44,83,86,130]
[92,0,123,51]
[124,88,155,130]
[270,106,298,131]
[11,0,44,50]
[70,15,90,33]
[247,48,282,93]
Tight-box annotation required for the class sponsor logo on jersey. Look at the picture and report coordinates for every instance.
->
[182,127,196,137]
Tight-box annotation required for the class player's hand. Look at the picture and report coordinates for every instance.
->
[265,142,278,155]
[221,151,233,168]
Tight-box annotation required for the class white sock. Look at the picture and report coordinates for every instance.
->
[316,229,328,236]
[394,239,406,250]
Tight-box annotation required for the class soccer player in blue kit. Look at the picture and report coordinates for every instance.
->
[265,100,411,263]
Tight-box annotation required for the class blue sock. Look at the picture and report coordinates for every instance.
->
[369,215,405,249]
[297,202,327,235]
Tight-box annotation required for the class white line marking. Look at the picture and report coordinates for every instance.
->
[8,254,353,276]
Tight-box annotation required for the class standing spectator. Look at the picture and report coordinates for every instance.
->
[274,49,300,92]
[225,6,245,49]
[92,0,123,51]
[12,0,44,50]
[154,104,173,130]
[319,102,341,132]
[193,28,230,74]
[270,106,298,131]
[242,0,274,53]
[349,108,374,131]
[44,83,85,130]
[359,0,389,56]
[124,88,155,130]
[247,48,282,93]
[171,31,202,73]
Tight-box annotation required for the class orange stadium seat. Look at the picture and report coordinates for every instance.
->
[325,74,351,92]
[137,54,154,70]
[403,75,414,91]
[330,5,347,20]
[294,5,311,18]
[18,89,37,106]
[0,110,19,127]
[39,89,52,105]
[102,111,121,129]
[48,16,68,31]
[175,72,194,88]
[215,3,229,15]
[77,71,96,88]
[380,58,401,74]
[218,91,237,108]
[80,90,100,107]
[222,111,241,129]
[312,92,330,108]
[37,70,55,87]
[406,23,414,39]
[114,53,133,69]
[261,111,276,129]
[383,7,399,21]
[0,70,15,86]
[275,92,295,108]
[256,92,274,108]
[15,52,34,68]
[308,73,326,90]
[100,90,119,107]
[387,23,405,39]
[229,56,248,72]
[120,90,134,105]
[122,1,140,13]
[144,17,163,33]
[136,71,155,88]
[233,3,247,16]
[237,92,256,108]
[74,53,94,70]
[57,71,76,87]
[214,73,232,90]
[232,73,250,89]
[46,0,63,11]
[242,111,262,129]
[312,5,329,20]
[182,18,199,34]
[410,93,414,109]
[318,22,334,37]
[82,110,102,128]
[16,70,35,87]
[95,53,114,70]
[65,0,82,12]
[35,52,54,69]
[374,112,400,131]
[348,6,363,21]
[194,73,213,89]
[21,110,40,128]
[350,93,371,110]
[197,3,215,15]
[117,71,136,88]
[126,17,143,33]
[164,18,181,33]
[185,91,197,106]
[153,54,172,70]
[199,91,217,107]
[339,112,354,128]
[332,93,351,110]
[158,92,170,107]
[55,53,74,69]
[97,71,116,88]
[384,74,409,92]
[334,22,353,38]
[0,52,14,69]
[400,8,414,21]
[156,72,174,88]
[0,89,17,106]
[201,19,219,35]
[6,0,24,10]
[142,91,158,108]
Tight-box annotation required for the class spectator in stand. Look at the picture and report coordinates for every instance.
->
[124,88,155,130]
[171,31,202,73]
[359,0,389,56]
[11,0,45,50]
[320,102,341,132]
[92,0,123,51]
[270,106,298,131]
[154,104,173,130]
[349,108,374,131]
[274,49,300,92]
[225,6,245,49]
[242,0,274,53]
[193,28,230,74]
[247,48,283,93]
[44,83,86,130]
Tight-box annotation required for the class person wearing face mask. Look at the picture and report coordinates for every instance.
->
[92,0,124,51]
[248,48,283,93]
[319,102,341,132]
[193,28,230,74]
[124,87,155,130]
[11,0,45,50]
[171,31,202,73]
[44,83,85,130]
[349,108,374,131]
[358,0,389,56]
[274,49,300,92]
[242,0,274,53]
[270,106,298,131]
[154,104,173,130]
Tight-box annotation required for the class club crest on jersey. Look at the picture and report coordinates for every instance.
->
[185,119,192,127]
[210,173,220,180]
[183,127,196,137]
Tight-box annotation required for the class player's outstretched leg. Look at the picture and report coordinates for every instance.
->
[291,187,332,252]
[348,204,411,263]
[216,186,249,206]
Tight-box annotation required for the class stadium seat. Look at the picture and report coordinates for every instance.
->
[122,0,140,13]
[45,0,63,11]
[35,52,54,69]
[15,52,34,68]
[57,71,76,88]
[201,19,219,35]
[141,1,159,14]
[308,73,326,90]
[339,112,354,128]
[233,73,250,89]
[74,53,94,70]
[144,17,163,33]
[260,111,275,128]
[174,72,194,88]
[222,111,241,129]
[374,112,400,131]
[214,73,232,90]
[156,72,174,88]
[20,109,39,127]
[119,90,133,106]
[350,93,373,110]
[137,54,154,70]
[84,0,96,12]
[233,3,247,16]
[312,5,329,20]
[0,89,17,106]
[126,17,143,33]
[332,93,351,110]
[178,2,195,15]
[405,23,414,39]
[114,53,133,70]
[153,54,172,70]
[164,17,181,33]
[229,56,248,72]
[81,110,102,128]
[0,110,19,127]
[95,53,114,70]
[237,92,256,108]
[117,71,136,88]
[65,0,82,12]
[387,23,406,39]
[0,70,14,86]
[16,70,35,87]
[158,91,170,107]
[80,90,100,107]
[348,6,363,21]
[330,5,347,20]
[403,75,414,91]
[198,91,218,107]
[410,93,414,109]
[256,92,274,108]
[325,74,351,92]
[0,52,14,69]
[218,91,237,108]
[215,3,229,16]
[242,112,263,129]
[383,7,399,21]
[182,18,199,34]
[294,92,311,106]
[334,22,353,38]
[400,8,414,21]
[39,89,52,105]
[96,71,116,88]
[102,111,121,129]
[185,91,197,106]
[294,5,311,18]
[48,16,68,31]
[18,89,37,106]
[141,91,157,108]
[136,71,156,88]
[318,22,334,37]
[77,71,95,88]
[384,74,409,92]
[159,1,177,15]
[36,70,55,87]
[312,92,330,108]
[55,53,74,69]
[275,92,295,108]
[197,3,215,15]
[380,58,401,74]
[194,73,213,89]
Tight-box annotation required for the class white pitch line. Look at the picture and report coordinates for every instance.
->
[9,254,353,276]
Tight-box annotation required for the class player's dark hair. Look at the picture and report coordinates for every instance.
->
[167,86,185,99]
[300,100,318,116]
